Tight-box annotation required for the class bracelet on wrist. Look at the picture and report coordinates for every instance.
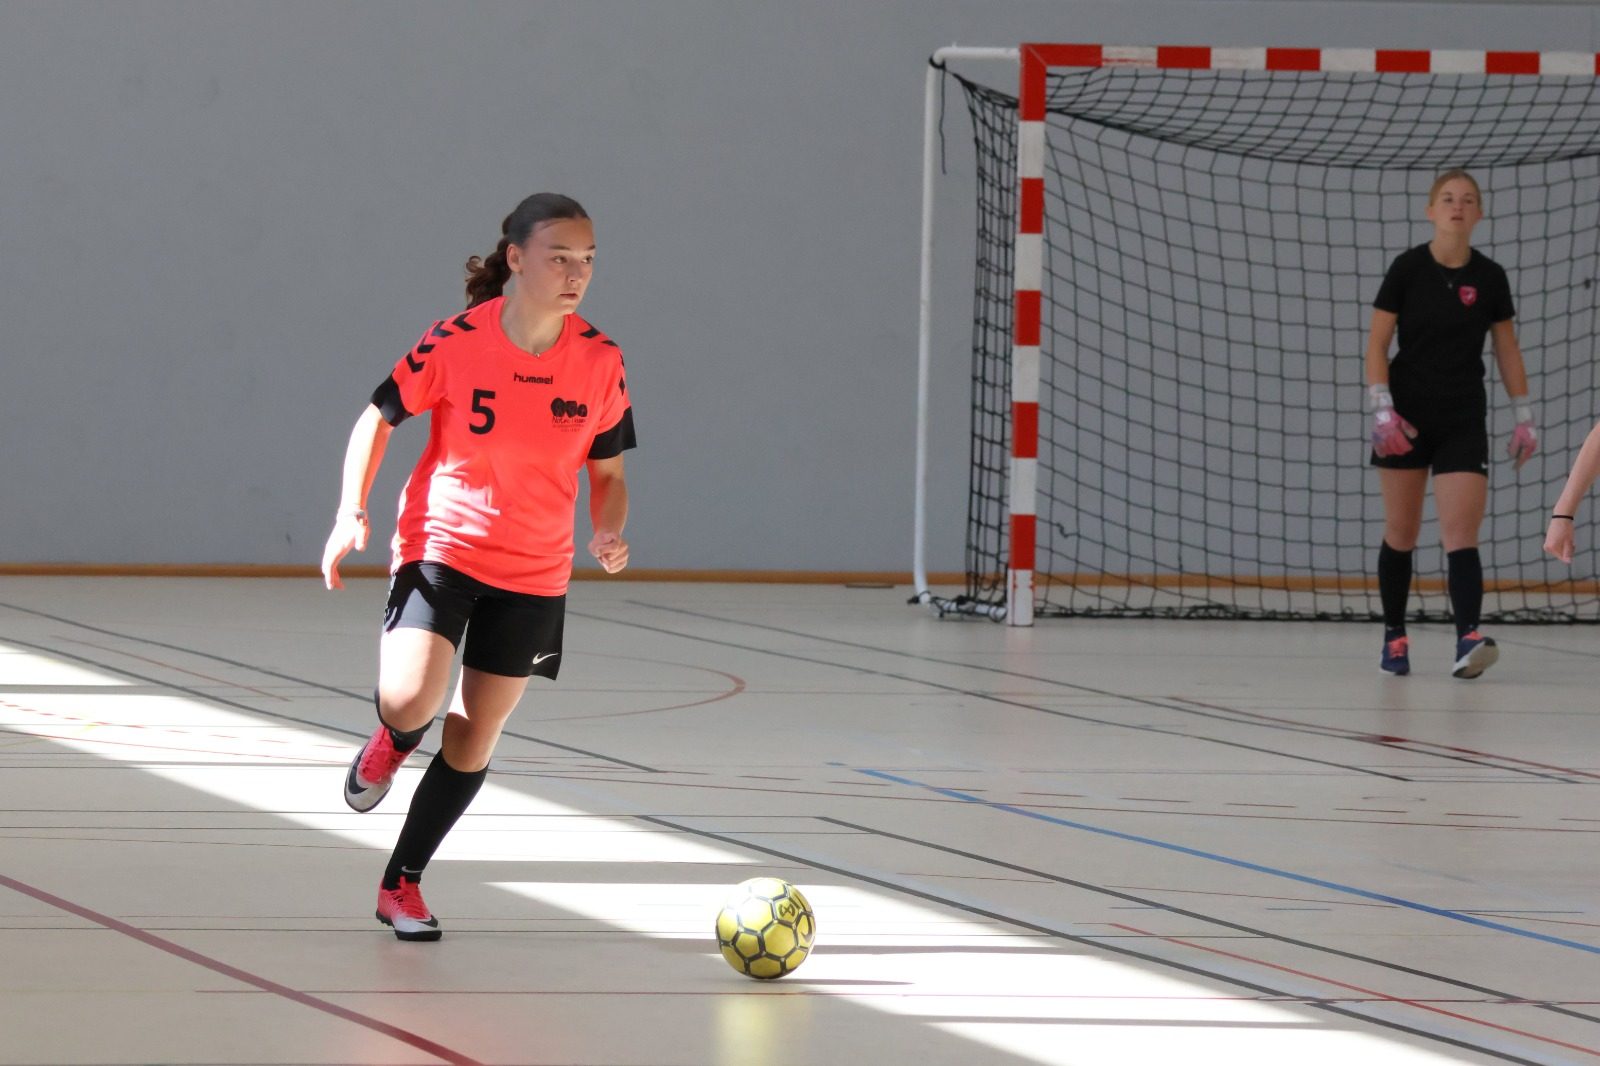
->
[1553,514,1576,521]
[339,507,368,522]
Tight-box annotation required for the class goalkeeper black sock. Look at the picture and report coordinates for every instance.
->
[1377,542,1413,634]
[1447,548,1484,639]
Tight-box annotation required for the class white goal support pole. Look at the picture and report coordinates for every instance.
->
[913,45,1018,617]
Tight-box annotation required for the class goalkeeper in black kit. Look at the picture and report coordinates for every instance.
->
[1363,169,1535,679]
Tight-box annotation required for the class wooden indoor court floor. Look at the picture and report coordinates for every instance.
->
[2,576,1597,1066]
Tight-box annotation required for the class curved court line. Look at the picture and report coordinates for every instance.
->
[854,766,1600,957]
[0,869,485,1066]
[531,655,746,722]
[580,609,1414,781]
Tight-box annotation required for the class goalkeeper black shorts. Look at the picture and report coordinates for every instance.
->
[1369,412,1488,477]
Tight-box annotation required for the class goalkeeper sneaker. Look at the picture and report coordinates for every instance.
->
[344,725,411,813]
[1452,632,1499,680]
[1379,634,1410,676]
[376,876,441,941]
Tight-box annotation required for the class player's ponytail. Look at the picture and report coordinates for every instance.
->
[464,237,513,308]
[464,193,591,308]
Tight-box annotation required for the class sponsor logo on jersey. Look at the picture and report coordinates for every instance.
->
[550,397,589,430]
[515,372,554,385]
[1459,285,1477,307]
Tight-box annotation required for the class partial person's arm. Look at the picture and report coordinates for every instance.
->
[585,454,630,574]
[1363,309,1416,457]
[1364,309,1398,389]
[1491,320,1537,469]
[321,404,393,590]
[1544,418,1600,563]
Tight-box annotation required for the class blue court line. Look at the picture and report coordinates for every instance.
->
[853,766,1600,956]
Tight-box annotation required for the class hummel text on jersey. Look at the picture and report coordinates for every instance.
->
[514,372,554,385]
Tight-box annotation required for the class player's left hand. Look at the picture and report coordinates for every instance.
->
[1509,421,1538,469]
[588,531,629,574]
[1545,516,1575,563]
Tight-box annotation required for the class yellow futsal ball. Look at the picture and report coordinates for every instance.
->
[715,876,816,979]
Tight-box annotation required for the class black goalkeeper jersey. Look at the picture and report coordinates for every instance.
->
[1373,243,1514,416]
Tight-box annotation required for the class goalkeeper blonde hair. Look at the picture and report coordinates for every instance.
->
[1429,168,1482,205]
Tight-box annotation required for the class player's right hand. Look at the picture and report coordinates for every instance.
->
[321,513,370,590]
[1545,517,1576,564]
[1370,408,1418,457]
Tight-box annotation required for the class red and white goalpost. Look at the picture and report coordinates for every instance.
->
[915,43,1600,626]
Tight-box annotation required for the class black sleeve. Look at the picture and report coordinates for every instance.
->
[1373,252,1409,314]
[370,375,412,426]
[1490,262,1515,323]
[587,408,637,460]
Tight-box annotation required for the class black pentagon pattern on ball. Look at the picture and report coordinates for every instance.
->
[715,877,816,980]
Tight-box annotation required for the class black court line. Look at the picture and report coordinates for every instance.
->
[568,609,1413,781]
[632,813,1550,1066]
[0,600,660,773]
[624,601,1587,785]
[819,816,1600,1031]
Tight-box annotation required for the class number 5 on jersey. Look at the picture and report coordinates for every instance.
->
[469,389,496,435]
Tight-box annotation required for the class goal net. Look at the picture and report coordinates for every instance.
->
[940,45,1600,623]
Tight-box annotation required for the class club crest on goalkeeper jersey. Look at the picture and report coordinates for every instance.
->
[369,297,636,595]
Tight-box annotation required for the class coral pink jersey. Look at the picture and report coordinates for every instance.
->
[370,297,636,595]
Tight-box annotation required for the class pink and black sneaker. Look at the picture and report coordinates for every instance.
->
[376,876,441,941]
[344,725,412,812]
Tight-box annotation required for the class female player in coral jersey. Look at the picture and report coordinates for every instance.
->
[320,193,636,940]
[1365,169,1535,679]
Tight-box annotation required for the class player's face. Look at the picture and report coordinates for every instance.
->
[1427,179,1482,239]
[512,218,596,313]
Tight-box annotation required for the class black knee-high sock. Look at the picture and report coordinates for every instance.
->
[383,753,488,888]
[375,689,427,752]
[1447,548,1484,639]
[1377,542,1413,634]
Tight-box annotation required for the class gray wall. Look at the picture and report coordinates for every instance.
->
[2,1,1596,573]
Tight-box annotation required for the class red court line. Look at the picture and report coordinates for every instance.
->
[61,637,290,701]
[1169,696,1600,782]
[0,870,485,1066]
[1111,921,1600,1059]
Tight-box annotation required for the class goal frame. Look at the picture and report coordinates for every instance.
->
[914,43,1600,626]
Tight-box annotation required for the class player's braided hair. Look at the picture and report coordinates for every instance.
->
[464,192,590,308]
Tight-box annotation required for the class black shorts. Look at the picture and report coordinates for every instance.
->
[383,561,565,679]
[1369,413,1489,476]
